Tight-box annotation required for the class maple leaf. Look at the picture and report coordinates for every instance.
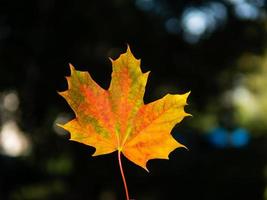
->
[58,46,190,171]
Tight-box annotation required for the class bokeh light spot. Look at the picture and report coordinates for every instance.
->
[206,2,227,24]
[0,121,31,157]
[234,2,259,20]
[182,9,208,36]
[230,128,250,147]
[209,127,228,148]
[3,91,19,112]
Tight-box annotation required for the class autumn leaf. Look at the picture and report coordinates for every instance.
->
[58,46,190,171]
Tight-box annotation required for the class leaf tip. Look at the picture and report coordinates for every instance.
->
[68,63,76,75]
[92,151,99,157]
[143,165,150,173]
[126,43,131,51]
[145,71,151,76]
[183,91,190,103]
[108,57,114,63]
[186,113,193,118]
[56,122,64,129]
[139,160,150,172]
[126,44,134,57]
[57,90,68,99]
[180,143,189,151]
[185,90,191,97]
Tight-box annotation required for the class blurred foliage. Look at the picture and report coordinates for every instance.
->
[191,22,267,135]
[10,181,66,200]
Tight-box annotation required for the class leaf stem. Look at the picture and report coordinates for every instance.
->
[118,150,130,200]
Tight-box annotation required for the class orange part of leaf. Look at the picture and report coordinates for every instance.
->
[58,46,190,170]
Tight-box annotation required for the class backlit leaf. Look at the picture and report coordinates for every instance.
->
[58,46,190,170]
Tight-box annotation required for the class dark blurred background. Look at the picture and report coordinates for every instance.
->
[0,0,267,199]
